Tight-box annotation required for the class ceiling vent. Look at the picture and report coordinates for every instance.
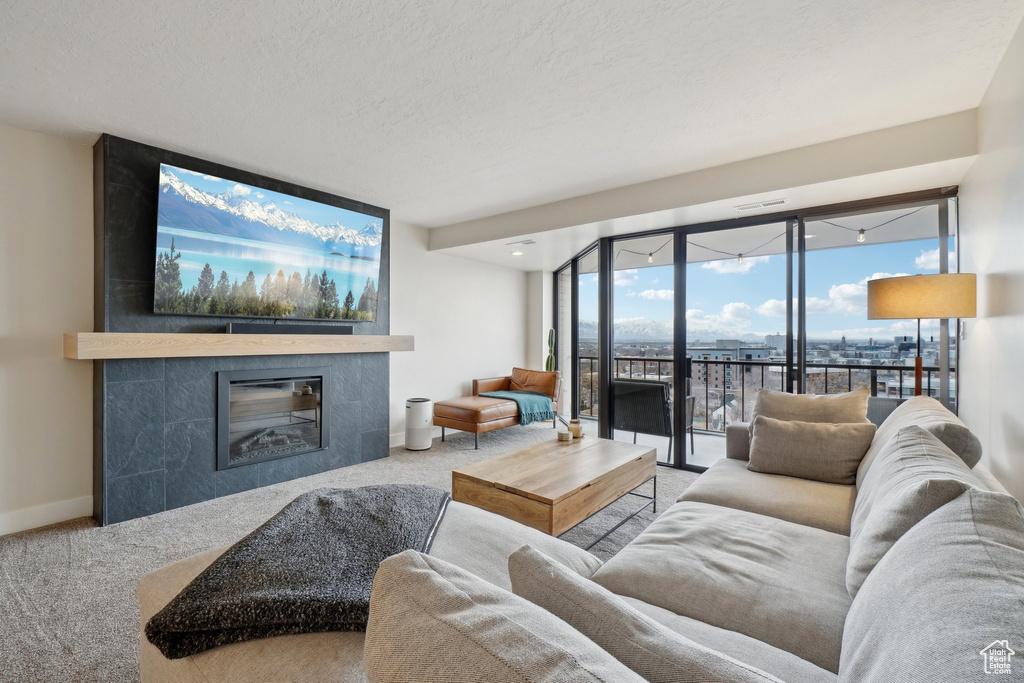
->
[734,198,788,212]
[505,239,537,246]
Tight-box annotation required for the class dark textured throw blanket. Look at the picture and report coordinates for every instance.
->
[145,484,450,659]
[478,390,555,425]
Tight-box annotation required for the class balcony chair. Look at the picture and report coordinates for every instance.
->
[612,379,695,456]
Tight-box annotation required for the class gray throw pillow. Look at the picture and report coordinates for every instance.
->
[846,425,982,598]
[747,415,876,485]
[508,545,783,683]
[751,386,870,424]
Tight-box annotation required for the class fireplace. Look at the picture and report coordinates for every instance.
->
[217,367,331,470]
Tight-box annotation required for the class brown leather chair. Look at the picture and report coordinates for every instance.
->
[433,368,562,448]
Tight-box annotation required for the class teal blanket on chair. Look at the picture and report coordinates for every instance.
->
[478,390,555,426]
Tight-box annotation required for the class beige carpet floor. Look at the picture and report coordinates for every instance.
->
[0,423,697,682]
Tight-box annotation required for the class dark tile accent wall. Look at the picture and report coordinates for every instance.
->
[94,135,391,525]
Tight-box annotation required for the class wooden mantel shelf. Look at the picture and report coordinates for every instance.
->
[63,332,414,360]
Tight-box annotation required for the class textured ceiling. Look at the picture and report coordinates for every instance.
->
[0,1,1021,227]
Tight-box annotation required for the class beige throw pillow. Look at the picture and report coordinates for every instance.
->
[846,425,982,598]
[364,550,644,683]
[751,386,870,424]
[747,415,876,484]
[508,545,783,683]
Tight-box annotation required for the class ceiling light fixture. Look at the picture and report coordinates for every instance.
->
[737,253,744,263]
[511,251,523,256]
[857,229,866,243]
[647,253,654,263]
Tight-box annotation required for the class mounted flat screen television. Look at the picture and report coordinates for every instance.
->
[154,163,382,321]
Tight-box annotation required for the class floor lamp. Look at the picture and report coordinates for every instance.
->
[867,273,976,397]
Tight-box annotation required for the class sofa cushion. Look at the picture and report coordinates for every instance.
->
[841,488,1024,682]
[508,545,783,683]
[509,367,558,398]
[678,458,856,535]
[847,426,983,598]
[620,597,838,683]
[431,501,603,590]
[364,550,644,683]
[857,396,983,487]
[751,386,870,424]
[747,416,875,485]
[591,501,852,673]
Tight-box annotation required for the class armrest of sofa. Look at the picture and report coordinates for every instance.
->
[473,376,512,394]
[725,422,751,460]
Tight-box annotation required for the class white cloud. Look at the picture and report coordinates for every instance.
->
[637,289,673,300]
[651,278,659,285]
[914,248,956,270]
[231,183,252,196]
[255,193,265,199]
[686,302,753,331]
[830,271,910,316]
[755,299,787,317]
[755,296,832,317]
[754,272,909,319]
[283,200,294,205]
[203,175,220,181]
[614,269,639,286]
[700,255,770,275]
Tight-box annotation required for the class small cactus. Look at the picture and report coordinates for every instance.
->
[545,328,556,372]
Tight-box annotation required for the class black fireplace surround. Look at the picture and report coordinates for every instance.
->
[93,135,391,525]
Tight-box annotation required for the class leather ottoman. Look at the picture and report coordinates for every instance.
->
[433,396,519,449]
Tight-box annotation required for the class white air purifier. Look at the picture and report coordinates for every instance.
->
[405,398,434,451]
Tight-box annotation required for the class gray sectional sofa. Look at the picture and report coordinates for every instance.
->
[139,394,1024,682]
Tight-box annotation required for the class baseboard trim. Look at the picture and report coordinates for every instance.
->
[0,495,94,537]
[389,426,444,450]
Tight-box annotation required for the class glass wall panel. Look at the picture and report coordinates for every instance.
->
[609,234,675,463]
[685,222,790,467]
[555,266,572,418]
[803,203,949,421]
[577,248,600,418]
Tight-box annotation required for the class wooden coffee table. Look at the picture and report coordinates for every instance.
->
[452,437,656,548]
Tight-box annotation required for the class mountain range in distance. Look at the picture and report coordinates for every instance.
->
[158,167,382,256]
[579,319,766,344]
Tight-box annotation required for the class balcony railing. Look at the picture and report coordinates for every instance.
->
[577,355,953,431]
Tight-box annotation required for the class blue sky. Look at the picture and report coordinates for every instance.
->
[578,237,951,341]
[164,164,376,230]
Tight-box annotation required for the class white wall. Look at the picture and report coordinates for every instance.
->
[958,20,1024,502]
[389,221,529,446]
[0,124,94,535]
[525,271,553,370]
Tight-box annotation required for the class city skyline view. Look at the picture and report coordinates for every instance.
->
[578,236,952,343]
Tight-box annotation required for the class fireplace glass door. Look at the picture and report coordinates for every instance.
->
[217,367,330,469]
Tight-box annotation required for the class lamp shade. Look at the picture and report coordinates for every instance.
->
[867,273,976,320]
